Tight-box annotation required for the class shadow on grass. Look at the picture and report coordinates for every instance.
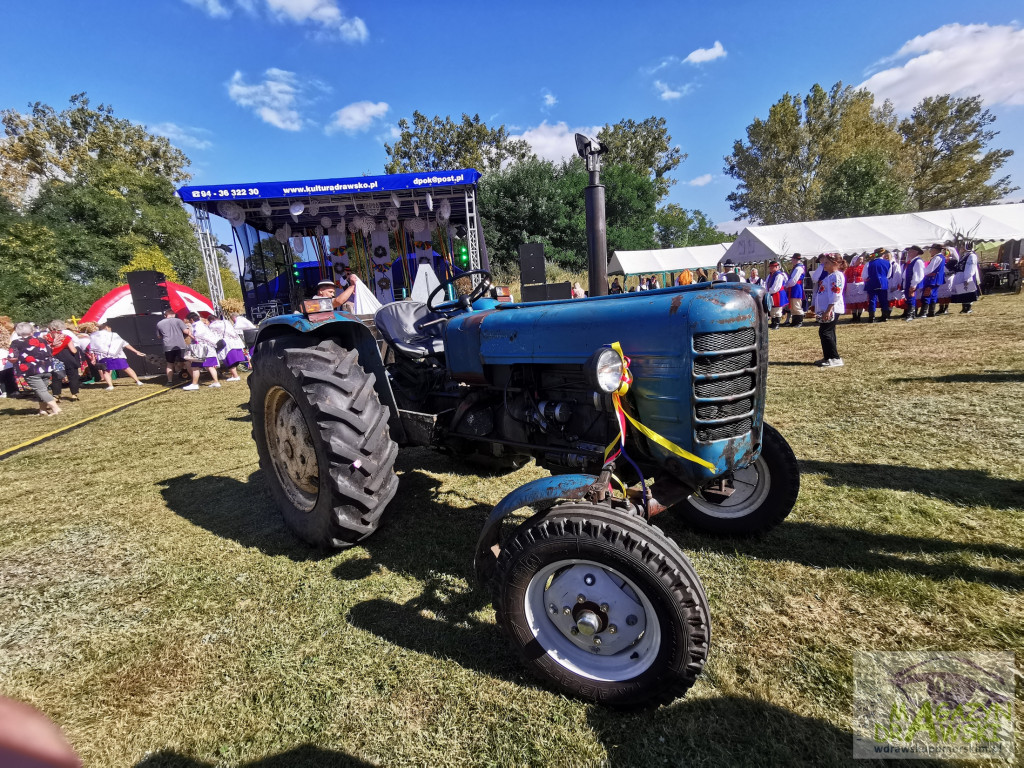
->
[136,745,375,767]
[801,459,1024,511]
[157,471,332,562]
[587,695,856,768]
[338,450,543,688]
[891,369,1023,384]
[662,519,1024,591]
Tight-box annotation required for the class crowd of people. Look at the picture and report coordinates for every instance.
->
[0,304,257,416]
[604,242,984,369]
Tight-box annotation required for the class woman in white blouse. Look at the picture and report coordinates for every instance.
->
[183,313,221,391]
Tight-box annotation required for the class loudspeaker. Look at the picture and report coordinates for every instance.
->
[107,315,166,376]
[518,243,545,285]
[520,282,572,302]
[126,270,171,315]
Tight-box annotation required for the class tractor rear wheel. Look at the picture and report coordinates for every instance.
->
[249,336,399,548]
[492,503,710,708]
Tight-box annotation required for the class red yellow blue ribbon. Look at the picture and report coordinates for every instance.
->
[603,341,717,472]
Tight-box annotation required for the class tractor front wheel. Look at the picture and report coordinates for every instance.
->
[676,422,799,536]
[492,503,710,708]
[249,336,399,548]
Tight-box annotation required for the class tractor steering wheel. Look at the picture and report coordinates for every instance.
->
[427,269,493,314]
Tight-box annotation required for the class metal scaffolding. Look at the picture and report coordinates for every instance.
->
[192,205,225,309]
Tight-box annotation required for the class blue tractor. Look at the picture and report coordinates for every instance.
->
[247,265,799,707]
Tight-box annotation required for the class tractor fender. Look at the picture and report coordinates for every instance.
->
[253,313,406,444]
[474,473,599,583]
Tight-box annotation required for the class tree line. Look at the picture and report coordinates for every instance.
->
[0,94,236,322]
[0,84,1013,320]
[724,82,1016,224]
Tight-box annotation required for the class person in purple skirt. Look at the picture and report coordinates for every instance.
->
[210,313,245,381]
[183,313,221,391]
[89,320,144,389]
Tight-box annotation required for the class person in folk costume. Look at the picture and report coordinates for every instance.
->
[784,254,807,326]
[808,255,826,318]
[843,254,869,322]
[864,248,892,323]
[918,243,946,318]
[935,245,958,315]
[210,313,246,381]
[951,242,982,314]
[901,245,927,321]
[813,253,846,367]
[764,260,788,330]
[90,320,144,389]
[182,312,221,391]
[609,278,623,294]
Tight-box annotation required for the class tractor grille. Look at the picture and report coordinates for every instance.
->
[693,327,756,352]
[692,328,759,443]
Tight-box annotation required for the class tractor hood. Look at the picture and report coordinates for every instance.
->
[444,283,769,484]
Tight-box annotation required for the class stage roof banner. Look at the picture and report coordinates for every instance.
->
[609,243,732,275]
[178,169,481,204]
[724,202,1024,263]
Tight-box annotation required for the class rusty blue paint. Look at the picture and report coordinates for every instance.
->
[474,473,597,582]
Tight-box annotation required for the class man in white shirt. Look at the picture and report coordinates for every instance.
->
[901,246,926,321]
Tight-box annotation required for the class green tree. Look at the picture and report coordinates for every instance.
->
[724,82,906,223]
[0,92,191,207]
[118,243,180,282]
[653,204,732,248]
[597,116,685,201]
[0,94,202,320]
[900,94,1017,210]
[818,150,909,219]
[384,111,533,174]
[479,156,657,272]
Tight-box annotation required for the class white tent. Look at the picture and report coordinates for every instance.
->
[723,203,1024,263]
[608,242,732,275]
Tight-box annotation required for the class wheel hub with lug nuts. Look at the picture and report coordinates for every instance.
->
[265,386,319,511]
[539,563,648,656]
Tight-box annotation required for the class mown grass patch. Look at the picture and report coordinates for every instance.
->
[0,293,1021,767]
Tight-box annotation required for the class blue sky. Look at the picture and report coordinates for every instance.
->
[2,0,1023,237]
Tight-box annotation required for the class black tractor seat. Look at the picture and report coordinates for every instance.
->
[373,301,446,359]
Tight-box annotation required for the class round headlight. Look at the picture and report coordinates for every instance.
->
[587,347,624,393]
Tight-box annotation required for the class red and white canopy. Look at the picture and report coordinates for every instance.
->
[81,282,216,323]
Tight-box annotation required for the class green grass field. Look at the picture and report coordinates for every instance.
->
[1,293,1021,767]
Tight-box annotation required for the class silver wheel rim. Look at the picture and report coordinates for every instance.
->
[523,559,661,682]
[688,456,771,519]
[264,386,319,512]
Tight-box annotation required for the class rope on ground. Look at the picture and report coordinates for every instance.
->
[0,382,185,461]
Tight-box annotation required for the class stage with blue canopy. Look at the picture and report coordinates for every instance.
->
[178,169,487,320]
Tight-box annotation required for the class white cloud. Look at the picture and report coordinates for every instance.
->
[645,55,680,74]
[542,91,558,108]
[227,68,303,131]
[327,101,389,134]
[716,218,748,236]
[149,122,213,150]
[688,173,713,187]
[859,23,1024,111]
[265,0,367,41]
[684,40,726,64]
[655,80,683,100]
[183,0,231,17]
[510,121,603,163]
[182,0,368,42]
